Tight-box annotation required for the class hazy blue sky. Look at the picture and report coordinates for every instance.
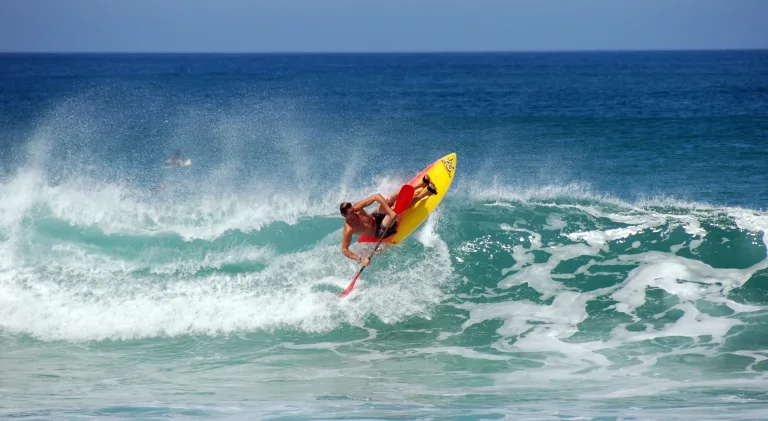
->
[1,0,766,52]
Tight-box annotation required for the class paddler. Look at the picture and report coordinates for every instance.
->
[339,175,436,266]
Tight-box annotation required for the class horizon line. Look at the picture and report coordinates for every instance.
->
[1,47,767,55]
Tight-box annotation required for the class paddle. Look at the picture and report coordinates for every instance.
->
[339,184,415,298]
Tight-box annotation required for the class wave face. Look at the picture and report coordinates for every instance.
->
[1,51,768,420]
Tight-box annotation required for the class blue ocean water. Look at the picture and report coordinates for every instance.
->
[1,51,767,420]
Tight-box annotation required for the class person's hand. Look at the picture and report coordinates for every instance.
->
[360,257,370,267]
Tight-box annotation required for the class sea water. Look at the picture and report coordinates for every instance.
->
[1,51,767,420]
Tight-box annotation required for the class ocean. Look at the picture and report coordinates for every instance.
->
[1,51,767,420]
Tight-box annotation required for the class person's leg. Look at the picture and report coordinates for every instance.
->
[371,190,401,235]
[375,191,399,214]
[410,175,437,205]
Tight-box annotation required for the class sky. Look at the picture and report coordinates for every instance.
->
[0,0,766,53]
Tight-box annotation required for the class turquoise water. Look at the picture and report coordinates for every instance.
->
[1,52,767,420]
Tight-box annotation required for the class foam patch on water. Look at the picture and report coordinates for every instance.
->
[413,208,442,249]
[0,164,421,242]
[609,251,763,316]
[566,225,646,247]
[0,227,454,341]
[500,242,599,298]
[148,246,278,275]
[446,197,768,391]
[610,301,742,344]
[544,213,568,230]
[462,181,611,204]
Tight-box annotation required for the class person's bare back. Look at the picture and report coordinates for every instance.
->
[344,209,377,237]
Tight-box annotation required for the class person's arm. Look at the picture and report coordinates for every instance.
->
[353,193,396,218]
[341,224,363,263]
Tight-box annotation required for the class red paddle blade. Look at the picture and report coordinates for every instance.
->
[393,185,415,215]
[339,272,361,298]
[339,184,415,298]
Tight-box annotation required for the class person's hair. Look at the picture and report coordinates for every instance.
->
[339,202,352,216]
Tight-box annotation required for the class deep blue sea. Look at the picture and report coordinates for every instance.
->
[1,51,768,420]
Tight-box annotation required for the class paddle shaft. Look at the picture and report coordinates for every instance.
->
[339,218,395,297]
[348,228,390,283]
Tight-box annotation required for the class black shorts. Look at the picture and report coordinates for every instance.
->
[372,212,397,239]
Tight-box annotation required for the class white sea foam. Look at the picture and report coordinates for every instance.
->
[0,227,454,341]
[447,192,768,391]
